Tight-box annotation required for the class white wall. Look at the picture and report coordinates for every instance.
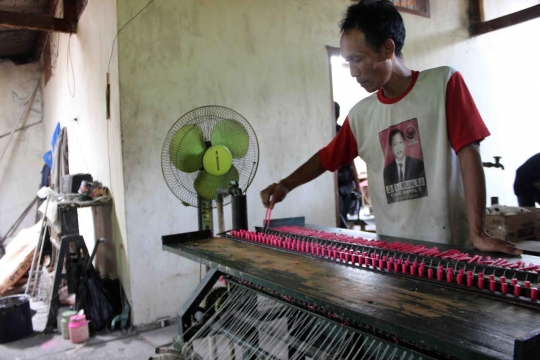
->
[400,0,540,206]
[116,0,352,325]
[0,61,42,248]
[41,1,129,296]
[483,0,539,21]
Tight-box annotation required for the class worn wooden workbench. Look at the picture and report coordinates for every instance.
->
[163,230,540,360]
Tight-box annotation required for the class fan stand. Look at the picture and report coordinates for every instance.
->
[197,196,214,232]
[215,182,248,234]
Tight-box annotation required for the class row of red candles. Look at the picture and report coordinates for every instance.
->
[229,229,539,301]
[271,226,540,272]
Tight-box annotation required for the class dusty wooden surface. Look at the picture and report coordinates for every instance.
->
[165,237,540,360]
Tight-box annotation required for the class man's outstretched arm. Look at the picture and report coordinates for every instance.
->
[458,143,522,255]
[260,153,327,209]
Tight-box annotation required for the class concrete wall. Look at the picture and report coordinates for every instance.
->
[400,0,540,206]
[116,0,351,325]
[41,1,129,296]
[0,61,42,248]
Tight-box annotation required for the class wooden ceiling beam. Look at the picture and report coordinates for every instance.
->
[470,3,540,36]
[34,0,61,61]
[0,9,75,33]
[63,0,77,24]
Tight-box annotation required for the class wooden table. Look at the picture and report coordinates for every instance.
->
[164,232,540,360]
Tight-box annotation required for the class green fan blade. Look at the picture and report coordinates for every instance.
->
[211,119,250,158]
[194,166,240,200]
[169,125,206,173]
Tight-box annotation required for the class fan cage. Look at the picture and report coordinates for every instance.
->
[162,106,259,208]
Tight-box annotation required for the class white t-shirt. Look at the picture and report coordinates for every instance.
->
[319,67,490,246]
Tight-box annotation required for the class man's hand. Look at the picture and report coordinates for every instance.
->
[471,231,522,256]
[260,182,290,209]
[458,144,522,256]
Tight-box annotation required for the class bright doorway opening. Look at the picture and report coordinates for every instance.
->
[328,51,375,231]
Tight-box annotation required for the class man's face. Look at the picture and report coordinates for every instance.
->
[391,133,405,162]
[340,29,391,93]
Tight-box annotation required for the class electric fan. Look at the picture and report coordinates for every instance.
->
[161,106,259,233]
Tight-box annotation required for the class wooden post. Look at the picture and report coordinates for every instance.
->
[469,0,484,24]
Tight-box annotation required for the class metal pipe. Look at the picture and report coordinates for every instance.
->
[26,195,50,296]
[215,187,230,234]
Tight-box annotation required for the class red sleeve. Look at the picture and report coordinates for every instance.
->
[318,118,359,172]
[446,71,490,153]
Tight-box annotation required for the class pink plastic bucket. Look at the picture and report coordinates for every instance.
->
[68,314,89,343]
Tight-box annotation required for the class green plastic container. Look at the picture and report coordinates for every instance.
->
[61,310,77,339]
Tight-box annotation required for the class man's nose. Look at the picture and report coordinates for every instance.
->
[349,66,360,78]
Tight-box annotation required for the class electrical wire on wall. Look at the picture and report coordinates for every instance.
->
[106,0,156,188]
[67,34,76,98]
[105,0,156,193]
[0,80,41,164]
[107,0,156,74]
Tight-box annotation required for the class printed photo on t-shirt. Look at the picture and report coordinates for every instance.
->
[379,119,428,204]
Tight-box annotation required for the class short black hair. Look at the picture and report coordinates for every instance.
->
[340,0,406,58]
[334,101,340,120]
[388,128,405,146]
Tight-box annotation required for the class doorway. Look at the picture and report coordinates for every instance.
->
[326,46,374,231]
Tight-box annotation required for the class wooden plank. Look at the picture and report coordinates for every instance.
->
[0,0,48,14]
[164,237,540,359]
[471,4,540,36]
[0,9,74,33]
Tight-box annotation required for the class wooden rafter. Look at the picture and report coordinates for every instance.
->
[63,0,78,25]
[34,0,81,63]
[470,1,540,37]
[0,9,75,33]
[34,0,61,61]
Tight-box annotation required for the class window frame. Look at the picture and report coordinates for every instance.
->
[391,0,430,18]
[469,0,540,36]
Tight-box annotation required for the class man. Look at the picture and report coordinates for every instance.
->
[260,0,520,255]
[514,153,540,207]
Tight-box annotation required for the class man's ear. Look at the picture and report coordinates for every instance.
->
[381,39,395,60]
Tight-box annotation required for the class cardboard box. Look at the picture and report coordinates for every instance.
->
[486,211,537,242]
[523,207,540,238]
